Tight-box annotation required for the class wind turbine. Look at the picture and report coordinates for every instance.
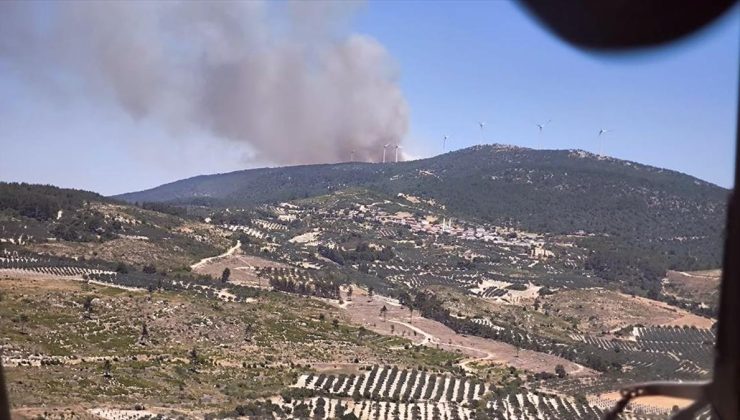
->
[478,122,486,145]
[382,143,390,163]
[350,150,355,161]
[598,129,613,155]
[394,145,402,163]
[443,135,449,152]
[535,120,552,150]
[536,120,552,133]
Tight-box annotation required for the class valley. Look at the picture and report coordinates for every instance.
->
[0,147,724,419]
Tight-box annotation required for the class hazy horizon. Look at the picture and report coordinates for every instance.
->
[1,1,738,195]
[0,3,734,418]
[0,143,733,198]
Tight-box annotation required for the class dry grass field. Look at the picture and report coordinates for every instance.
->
[191,251,289,289]
[332,286,595,378]
[539,288,713,333]
[663,269,721,310]
[1,273,463,418]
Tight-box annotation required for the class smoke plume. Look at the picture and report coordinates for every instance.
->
[0,1,408,165]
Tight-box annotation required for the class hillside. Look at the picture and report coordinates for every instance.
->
[1,272,474,418]
[2,159,724,418]
[117,145,727,234]
[116,145,729,271]
[0,182,230,270]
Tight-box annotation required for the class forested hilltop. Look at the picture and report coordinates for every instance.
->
[0,183,112,221]
[0,182,230,269]
[116,145,729,275]
[2,164,724,418]
[117,145,727,235]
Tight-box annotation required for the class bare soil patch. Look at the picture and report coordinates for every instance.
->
[30,238,189,270]
[626,293,713,329]
[191,250,288,288]
[335,288,595,377]
[541,288,713,333]
[664,269,720,309]
[0,269,145,292]
[11,406,101,420]
[596,391,694,411]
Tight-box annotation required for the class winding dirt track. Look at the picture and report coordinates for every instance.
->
[190,240,241,270]
[334,288,595,377]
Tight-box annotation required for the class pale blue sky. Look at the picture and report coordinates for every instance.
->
[0,1,738,195]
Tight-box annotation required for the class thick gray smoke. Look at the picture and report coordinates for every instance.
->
[0,1,408,165]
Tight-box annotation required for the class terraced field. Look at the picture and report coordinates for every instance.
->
[0,180,723,419]
[0,265,116,278]
[271,390,613,419]
[294,366,487,403]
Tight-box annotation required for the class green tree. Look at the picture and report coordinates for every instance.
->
[139,322,149,344]
[17,313,29,334]
[555,364,567,378]
[357,326,367,342]
[82,296,94,318]
[221,267,231,283]
[103,359,112,378]
[189,347,200,372]
[115,262,128,274]
[244,322,253,342]
[339,411,359,420]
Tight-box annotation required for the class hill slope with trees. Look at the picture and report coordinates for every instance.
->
[116,145,728,238]
[0,182,230,269]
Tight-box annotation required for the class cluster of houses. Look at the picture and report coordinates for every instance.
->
[369,209,554,259]
[208,195,557,265]
[301,198,557,261]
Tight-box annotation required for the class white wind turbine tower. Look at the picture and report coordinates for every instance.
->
[478,122,486,145]
[443,135,449,152]
[394,144,402,163]
[598,128,613,155]
[350,150,355,161]
[382,143,390,163]
[536,119,552,133]
[536,120,552,149]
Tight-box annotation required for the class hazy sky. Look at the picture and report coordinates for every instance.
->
[0,1,738,195]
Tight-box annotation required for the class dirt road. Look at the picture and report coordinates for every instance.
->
[336,288,595,377]
[190,240,241,270]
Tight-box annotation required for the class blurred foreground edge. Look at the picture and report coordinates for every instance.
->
[0,1,738,419]
[518,0,737,51]
[517,0,740,419]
